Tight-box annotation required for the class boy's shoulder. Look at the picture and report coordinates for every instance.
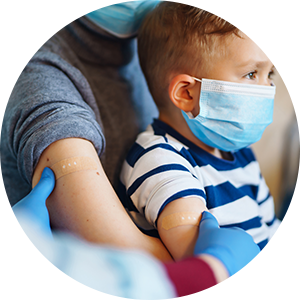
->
[135,124,186,152]
[123,123,193,171]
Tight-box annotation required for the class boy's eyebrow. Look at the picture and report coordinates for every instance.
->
[237,60,274,70]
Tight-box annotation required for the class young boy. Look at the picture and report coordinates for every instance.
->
[119,2,280,261]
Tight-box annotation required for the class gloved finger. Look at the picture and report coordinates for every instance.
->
[29,167,55,200]
[199,211,220,230]
[254,279,283,298]
[266,254,289,276]
[229,226,245,232]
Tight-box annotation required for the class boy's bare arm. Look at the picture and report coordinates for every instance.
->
[157,197,208,261]
[32,138,172,261]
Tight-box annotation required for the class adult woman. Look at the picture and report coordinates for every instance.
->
[2,1,172,259]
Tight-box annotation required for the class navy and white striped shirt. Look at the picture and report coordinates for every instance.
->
[119,119,280,250]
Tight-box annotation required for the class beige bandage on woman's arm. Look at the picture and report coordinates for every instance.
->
[50,156,97,180]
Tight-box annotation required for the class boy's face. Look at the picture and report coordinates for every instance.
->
[199,33,274,86]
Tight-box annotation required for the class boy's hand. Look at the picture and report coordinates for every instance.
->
[13,167,55,237]
[195,211,260,276]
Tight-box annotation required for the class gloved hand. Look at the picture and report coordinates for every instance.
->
[195,211,260,276]
[13,167,55,237]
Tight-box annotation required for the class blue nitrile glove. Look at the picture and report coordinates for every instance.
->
[13,167,55,237]
[195,211,260,276]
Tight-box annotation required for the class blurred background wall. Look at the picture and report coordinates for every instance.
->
[254,0,300,212]
[0,0,300,211]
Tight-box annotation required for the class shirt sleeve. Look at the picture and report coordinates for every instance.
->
[2,50,105,187]
[162,257,218,297]
[120,135,207,226]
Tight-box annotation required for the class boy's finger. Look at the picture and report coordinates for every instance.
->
[266,254,289,276]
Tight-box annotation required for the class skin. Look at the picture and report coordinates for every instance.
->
[32,138,172,262]
[156,33,274,261]
[161,33,274,158]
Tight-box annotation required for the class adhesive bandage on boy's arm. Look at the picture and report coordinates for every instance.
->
[32,138,172,262]
[161,211,202,230]
[157,197,208,261]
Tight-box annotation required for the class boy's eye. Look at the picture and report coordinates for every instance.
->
[268,70,275,79]
[245,71,257,80]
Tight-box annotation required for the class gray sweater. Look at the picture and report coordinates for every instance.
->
[1,17,158,206]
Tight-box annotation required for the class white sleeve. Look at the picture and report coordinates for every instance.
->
[121,142,206,227]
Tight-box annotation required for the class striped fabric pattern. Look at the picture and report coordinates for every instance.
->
[119,119,280,249]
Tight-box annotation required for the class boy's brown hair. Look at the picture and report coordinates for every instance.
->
[138,1,240,108]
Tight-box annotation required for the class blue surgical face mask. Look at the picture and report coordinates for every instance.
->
[86,1,160,38]
[182,77,276,152]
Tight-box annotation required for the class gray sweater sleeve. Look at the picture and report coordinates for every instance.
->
[1,50,105,204]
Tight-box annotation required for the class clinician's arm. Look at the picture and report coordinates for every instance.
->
[32,138,172,261]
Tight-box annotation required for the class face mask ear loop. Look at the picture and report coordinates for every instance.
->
[192,77,202,83]
[185,77,202,119]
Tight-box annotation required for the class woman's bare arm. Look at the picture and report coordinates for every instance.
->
[32,138,172,261]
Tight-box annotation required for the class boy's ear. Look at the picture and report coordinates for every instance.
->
[168,74,200,113]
